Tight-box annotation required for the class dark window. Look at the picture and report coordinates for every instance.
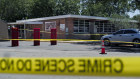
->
[95,21,115,33]
[116,30,124,34]
[73,20,89,33]
[124,30,137,34]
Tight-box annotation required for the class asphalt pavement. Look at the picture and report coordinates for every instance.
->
[0,41,140,79]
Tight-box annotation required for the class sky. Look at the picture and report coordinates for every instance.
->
[127,9,140,18]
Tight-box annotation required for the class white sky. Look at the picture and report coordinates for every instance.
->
[127,9,140,18]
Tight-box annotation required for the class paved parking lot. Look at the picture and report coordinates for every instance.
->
[0,41,140,79]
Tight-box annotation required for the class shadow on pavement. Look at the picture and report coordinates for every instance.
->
[72,42,101,46]
[106,45,140,53]
[88,44,140,53]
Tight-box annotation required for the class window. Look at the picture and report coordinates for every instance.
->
[124,30,137,34]
[116,30,124,34]
[74,20,89,33]
[95,21,115,33]
[45,22,56,31]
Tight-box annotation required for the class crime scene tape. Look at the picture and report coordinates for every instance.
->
[20,29,51,33]
[0,57,140,76]
[73,34,108,35]
[19,29,108,35]
[110,41,140,45]
[4,39,140,44]
[4,39,101,42]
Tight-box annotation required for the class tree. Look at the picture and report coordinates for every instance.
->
[133,14,140,21]
[109,14,138,30]
[0,0,34,22]
[0,0,139,22]
[132,14,140,29]
[133,0,140,10]
[19,0,34,19]
[54,0,80,15]
[30,0,55,18]
[81,0,105,16]
[0,0,19,22]
[30,0,80,18]
[81,0,134,17]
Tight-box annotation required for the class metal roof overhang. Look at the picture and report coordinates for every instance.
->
[8,22,43,25]
[16,15,110,23]
[10,15,138,24]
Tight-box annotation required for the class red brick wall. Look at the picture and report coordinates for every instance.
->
[65,18,74,39]
[66,18,74,33]
[25,18,92,39]
[58,19,66,39]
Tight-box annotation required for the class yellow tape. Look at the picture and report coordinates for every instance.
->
[19,29,27,30]
[4,39,101,42]
[73,34,107,35]
[0,57,140,76]
[110,41,140,45]
[4,39,140,44]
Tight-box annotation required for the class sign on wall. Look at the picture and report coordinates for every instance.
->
[60,24,65,31]
[45,22,56,31]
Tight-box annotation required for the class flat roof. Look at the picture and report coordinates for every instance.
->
[8,22,43,25]
[9,14,139,24]
[16,15,109,23]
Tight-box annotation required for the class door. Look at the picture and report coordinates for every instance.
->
[111,30,124,42]
[122,30,137,42]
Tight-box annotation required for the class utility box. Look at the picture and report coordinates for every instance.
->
[51,28,57,45]
[34,28,40,46]
[12,27,19,46]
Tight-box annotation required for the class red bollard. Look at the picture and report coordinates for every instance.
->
[34,28,40,46]
[12,27,19,47]
[51,28,57,45]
